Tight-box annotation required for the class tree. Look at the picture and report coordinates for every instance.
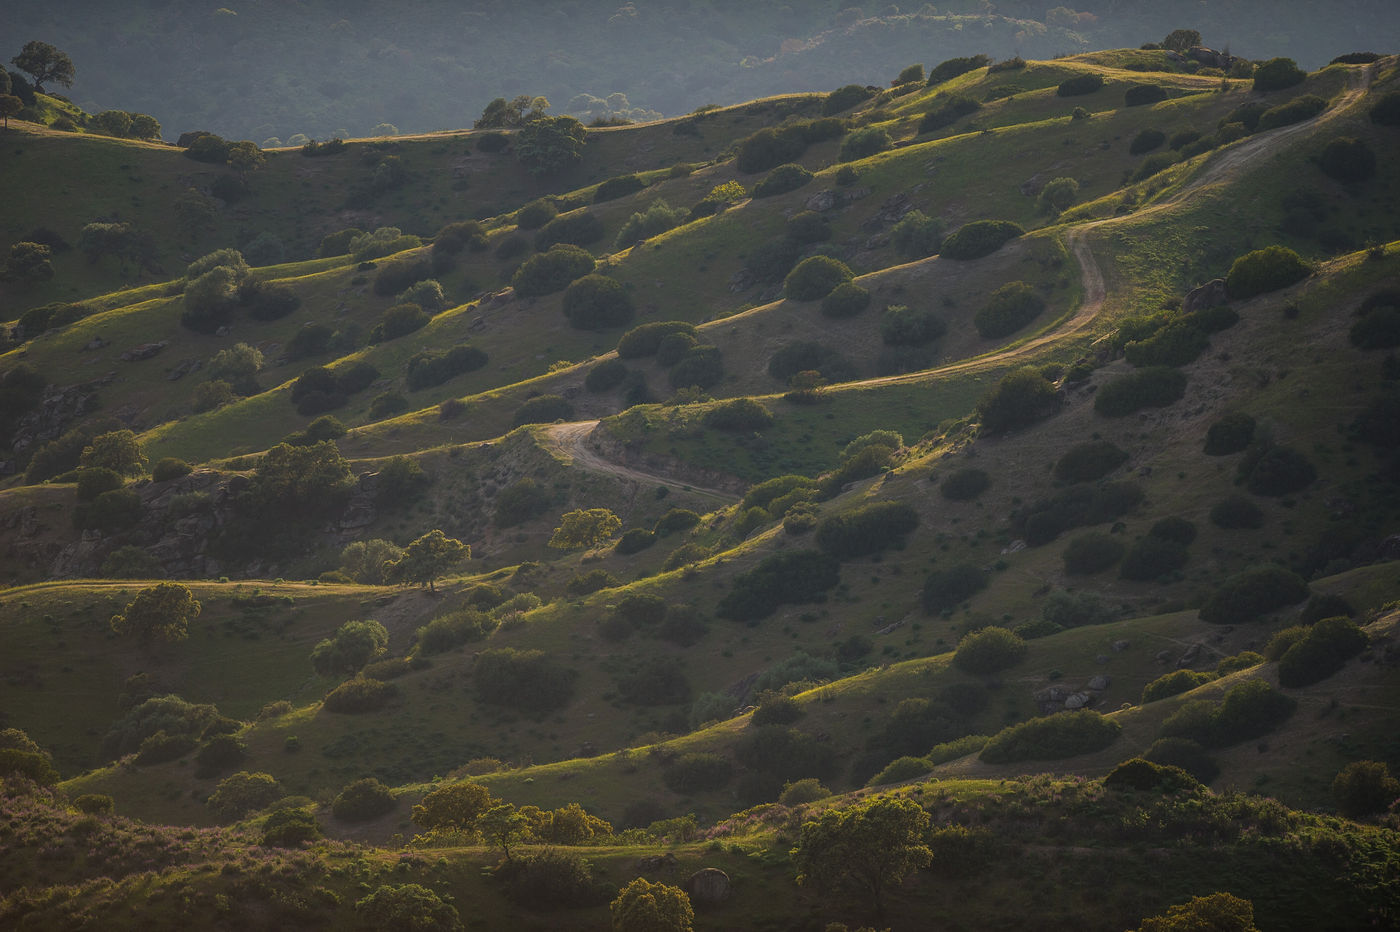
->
[226,140,266,174]
[516,115,587,176]
[207,342,263,394]
[479,802,531,860]
[0,95,22,129]
[80,429,147,476]
[791,796,932,920]
[1332,760,1400,818]
[247,441,354,517]
[1162,29,1203,52]
[1136,892,1258,932]
[410,781,495,832]
[93,109,133,137]
[548,508,621,550]
[355,884,462,932]
[311,619,389,676]
[110,582,202,644]
[11,41,74,93]
[130,113,161,140]
[610,877,694,932]
[476,94,550,128]
[2,242,53,284]
[340,539,405,585]
[388,529,469,591]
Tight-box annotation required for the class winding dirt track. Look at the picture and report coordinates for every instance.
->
[540,65,1375,488]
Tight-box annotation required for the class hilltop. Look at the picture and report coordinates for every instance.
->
[2,38,1400,931]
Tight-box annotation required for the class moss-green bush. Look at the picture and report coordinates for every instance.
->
[974,281,1045,339]
[1129,128,1166,154]
[702,398,773,432]
[921,564,988,614]
[663,752,733,793]
[322,677,397,714]
[473,648,575,715]
[1056,73,1104,97]
[1277,617,1368,688]
[1142,669,1214,704]
[594,173,646,203]
[511,244,596,297]
[332,777,396,821]
[820,282,871,319]
[716,550,841,623]
[614,528,657,554]
[953,626,1027,674]
[1252,57,1306,92]
[784,256,854,301]
[980,711,1120,763]
[976,367,1057,433]
[1199,565,1308,623]
[815,501,919,559]
[562,274,634,330]
[512,395,574,427]
[1241,444,1316,496]
[1257,94,1327,130]
[919,94,981,132]
[534,211,605,251]
[1062,532,1125,574]
[1054,440,1128,483]
[753,162,815,197]
[1124,84,1168,107]
[1210,494,1264,529]
[1225,245,1311,300]
[1119,536,1189,581]
[940,220,1024,260]
[1093,366,1187,417]
[940,467,990,501]
[1204,412,1256,455]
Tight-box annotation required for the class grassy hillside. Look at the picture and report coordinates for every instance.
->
[2,45,1399,931]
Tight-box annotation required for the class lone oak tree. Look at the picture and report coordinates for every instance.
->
[548,508,621,551]
[110,582,202,644]
[791,795,932,920]
[389,529,469,591]
[12,41,74,94]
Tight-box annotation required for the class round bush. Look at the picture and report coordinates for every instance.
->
[1204,412,1255,455]
[1350,308,1400,349]
[820,282,871,319]
[767,341,855,383]
[1333,760,1400,818]
[940,467,990,501]
[594,173,646,203]
[669,346,724,390]
[332,777,396,821]
[1056,73,1104,97]
[323,677,397,714]
[815,501,919,559]
[1062,532,1125,574]
[1150,516,1197,545]
[1278,616,1368,688]
[784,256,854,301]
[614,528,657,554]
[940,220,1024,260]
[1199,565,1309,623]
[823,83,875,115]
[702,398,773,432]
[1053,440,1128,483]
[1371,91,1400,126]
[839,127,891,162]
[1226,245,1311,300]
[1119,536,1188,581]
[974,281,1046,339]
[1124,84,1168,107]
[512,395,574,427]
[1093,366,1187,417]
[977,367,1058,433]
[535,211,605,251]
[953,626,1027,674]
[881,305,946,346]
[562,275,634,330]
[1258,94,1328,130]
[515,199,558,230]
[980,711,1121,763]
[786,211,831,244]
[1143,737,1220,783]
[1142,669,1214,704]
[753,162,815,198]
[1318,137,1375,183]
[1252,57,1306,92]
[584,358,629,392]
[663,752,733,793]
[1243,445,1316,496]
[617,320,697,358]
[512,245,596,298]
[1130,128,1166,154]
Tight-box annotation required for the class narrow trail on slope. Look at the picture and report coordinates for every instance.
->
[540,420,739,502]
[537,66,1377,490]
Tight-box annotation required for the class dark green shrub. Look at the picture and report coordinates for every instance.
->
[73,793,114,815]
[1142,669,1214,704]
[616,657,690,706]
[940,220,1024,260]
[134,731,197,765]
[332,777,396,821]
[73,488,142,531]
[1371,91,1400,125]
[820,282,871,319]
[669,345,725,389]
[838,127,891,162]
[562,275,634,330]
[1206,680,1296,746]
[785,210,831,244]
[473,648,575,715]
[824,83,876,115]
[751,696,804,726]
[815,502,919,559]
[753,163,815,198]
[153,457,195,481]
[1204,412,1256,454]
[655,331,698,366]
[880,305,946,345]
[1242,444,1316,496]
[494,478,551,527]
[980,711,1120,763]
[617,320,697,358]
[1319,137,1376,182]
[565,569,619,596]
[368,302,429,344]
[512,244,595,297]
[890,210,945,258]
[1124,321,1210,367]
[372,257,432,297]
[734,118,846,174]
[1056,73,1104,97]
[703,398,773,432]
[535,211,605,251]
[1103,758,1201,794]
[515,199,557,230]
[919,94,981,132]
[1054,440,1128,483]
[716,550,841,623]
[416,609,496,654]
[1130,128,1166,154]
[262,808,321,847]
[953,626,1027,674]
[194,734,247,777]
[1332,760,1400,818]
[662,751,735,794]
[1252,57,1306,92]
[974,281,1045,339]
[1132,151,1178,182]
[1199,565,1308,623]
[1063,532,1125,574]
[615,528,656,554]
[922,564,987,613]
[654,508,701,536]
[869,756,932,786]
[940,467,990,501]
[1258,94,1327,130]
[1124,84,1168,107]
[585,359,629,392]
[322,677,397,714]
[404,344,488,392]
[1350,308,1400,349]
[594,173,646,203]
[318,227,364,258]
[1226,245,1312,300]
[496,851,613,909]
[1120,536,1188,581]
[512,395,574,427]
[1278,617,1368,687]
[767,341,855,384]
[243,282,301,321]
[928,54,989,85]
[76,466,123,501]
[784,256,854,301]
[976,367,1057,433]
[1094,366,1187,416]
[1143,737,1220,783]
[1210,494,1264,529]
[1021,481,1144,545]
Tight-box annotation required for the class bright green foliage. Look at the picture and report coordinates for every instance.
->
[980,711,1121,762]
[356,883,462,932]
[1135,892,1258,931]
[411,781,494,832]
[611,877,694,932]
[388,529,469,591]
[549,508,621,550]
[791,796,932,916]
[110,583,202,644]
[339,539,405,585]
[953,626,1027,674]
[1142,669,1215,704]
[311,620,389,676]
[1225,245,1311,299]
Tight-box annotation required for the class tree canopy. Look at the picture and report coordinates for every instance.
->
[388,529,469,591]
[11,41,74,93]
[548,508,621,550]
[791,795,932,918]
[110,582,202,644]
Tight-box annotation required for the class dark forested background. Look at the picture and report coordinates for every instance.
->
[8,1,1398,141]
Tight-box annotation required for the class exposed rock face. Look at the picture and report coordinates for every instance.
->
[1183,278,1229,313]
[120,341,168,361]
[686,868,732,906]
[7,378,111,457]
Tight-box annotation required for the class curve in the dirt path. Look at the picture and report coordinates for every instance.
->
[542,420,739,501]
